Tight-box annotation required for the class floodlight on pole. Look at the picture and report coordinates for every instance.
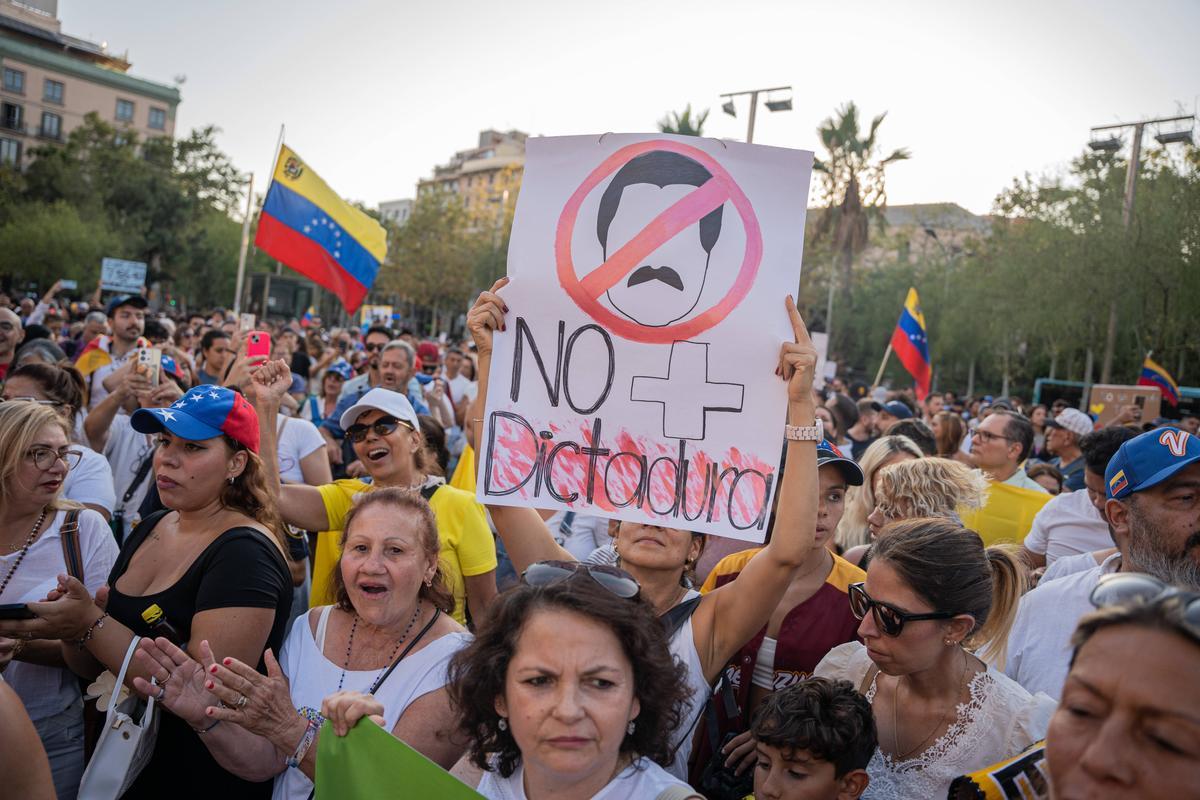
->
[1155,129,1194,146]
[1088,136,1122,153]
[719,85,792,144]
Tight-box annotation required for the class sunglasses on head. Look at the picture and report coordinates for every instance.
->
[1090,573,1200,640]
[345,415,412,443]
[522,560,640,599]
[848,582,959,637]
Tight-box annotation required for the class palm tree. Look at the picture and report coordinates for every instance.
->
[813,102,910,353]
[657,104,709,137]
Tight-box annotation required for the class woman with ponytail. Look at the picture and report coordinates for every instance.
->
[814,518,1053,799]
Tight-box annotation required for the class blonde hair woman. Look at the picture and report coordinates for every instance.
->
[0,402,117,799]
[835,435,923,554]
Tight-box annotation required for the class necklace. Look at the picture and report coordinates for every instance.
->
[796,547,832,582]
[891,647,969,761]
[0,508,49,600]
[337,602,423,691]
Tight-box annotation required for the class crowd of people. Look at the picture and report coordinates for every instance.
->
[0,281,1196,800]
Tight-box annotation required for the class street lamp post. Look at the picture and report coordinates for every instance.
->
[1087,114,1194,384]
[720,85,793,143]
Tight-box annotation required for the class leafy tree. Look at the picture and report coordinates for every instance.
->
[0,201,119,286]
[658,104,709,137]
[811,102,910,357]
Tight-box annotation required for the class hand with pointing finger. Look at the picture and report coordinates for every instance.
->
[467,277,510,356]
[778,294,818,404]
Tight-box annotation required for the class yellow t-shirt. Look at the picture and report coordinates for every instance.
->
[310,479,497,625]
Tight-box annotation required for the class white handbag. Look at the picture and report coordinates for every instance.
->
[78,636,161,800]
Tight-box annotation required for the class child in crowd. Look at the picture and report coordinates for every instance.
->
[751,677,875,800]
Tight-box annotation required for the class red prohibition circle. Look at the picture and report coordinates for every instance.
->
[554,139,763,344]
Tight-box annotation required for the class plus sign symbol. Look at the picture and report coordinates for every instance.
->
[630,341,744,440]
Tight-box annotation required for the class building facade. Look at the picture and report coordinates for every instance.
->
[0,0,180,167]
[378,197,413,226]
[418,129,525,204]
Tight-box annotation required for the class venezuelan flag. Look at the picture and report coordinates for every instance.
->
[1137,356,1180,407]
[255,145,387,313]
[890,287,932,401]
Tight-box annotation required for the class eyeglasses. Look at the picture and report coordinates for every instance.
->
[1090,573,1200,640]
[26,447,83,471]
[522,560,641,599]
[848,582,959,637]
[345,415,412,443]
[972,430,1012,445]
[364,342,385,353]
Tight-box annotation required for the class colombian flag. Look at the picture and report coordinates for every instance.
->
[890,288,932,401]
[255,145,387,313]
[1138,357,1180,407]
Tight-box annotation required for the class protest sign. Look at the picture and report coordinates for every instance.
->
[360,303,393,326]
[1088,383,1162,426]
[100,257,147,293]
[478,134,813,542]
[315,719,481,799]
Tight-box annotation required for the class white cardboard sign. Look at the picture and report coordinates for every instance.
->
[100,257,147,294]
[478,134,813,541]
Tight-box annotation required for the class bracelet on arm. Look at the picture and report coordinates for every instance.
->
[194,719,221,735]
[73,612,109,650]
[286,716,320,769]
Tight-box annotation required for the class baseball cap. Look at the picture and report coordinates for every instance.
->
[881,401,913,420]
[105,295,148,316]
[160,354,185,382]
[417,342,441,365]
[1046,408,1093,438]
[326,359,354,381]
[817,440,865,486]
[131,384,259,453]
[338,387,420,432]
[1105,427,1200,500]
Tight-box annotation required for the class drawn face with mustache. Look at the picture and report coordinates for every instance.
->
[596,151,724,328]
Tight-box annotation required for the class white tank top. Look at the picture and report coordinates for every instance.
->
[477,757,694,799]
[666,589,709,780]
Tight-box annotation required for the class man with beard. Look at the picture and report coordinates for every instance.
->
[1001,427,1200,699]
[77,295,149,410]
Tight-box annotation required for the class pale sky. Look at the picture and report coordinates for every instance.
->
[61,0,1199,216]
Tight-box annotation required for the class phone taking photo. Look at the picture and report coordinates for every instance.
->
[0,603,35,620]
[247,331,271,359]
[137,347,162,386]
[239,313,256,333]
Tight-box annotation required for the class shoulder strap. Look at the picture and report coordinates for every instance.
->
[59,509,85,583]
[369,609,441,695]
[859,663,880,696]
[659,595,702,640]
[120,450,156,507]
[315,605,333,651]
[308,396,320,423]
[419,482,440,502]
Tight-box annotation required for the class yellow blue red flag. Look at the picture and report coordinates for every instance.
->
[255,145,387,313]
[890,287,932,400]
[1137,356,1180,407]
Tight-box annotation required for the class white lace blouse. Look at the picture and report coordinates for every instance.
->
[814,642,1056,800]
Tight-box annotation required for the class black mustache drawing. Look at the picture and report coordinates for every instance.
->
[626,265,684,291]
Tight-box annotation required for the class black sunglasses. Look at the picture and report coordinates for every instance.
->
[1090,573,1200,640]
[345,415,412,444]
[364,342,385,352]
[522,560,640,599]
[848,582,959,637]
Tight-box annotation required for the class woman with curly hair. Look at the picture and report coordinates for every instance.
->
[835,436,923,558]
[447,566,702,798]
[847,457,988,569]
[3,385,293,799]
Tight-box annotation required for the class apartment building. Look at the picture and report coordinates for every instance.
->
[0,0,180,166]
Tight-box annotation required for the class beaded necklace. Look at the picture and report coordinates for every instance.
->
[337,602,423,691]
[0,508,49,600]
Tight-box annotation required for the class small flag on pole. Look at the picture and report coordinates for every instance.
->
[255,144,386,313]
[890,287,932,401]
[1137,356,1180,407]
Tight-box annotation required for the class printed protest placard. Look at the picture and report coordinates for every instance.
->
[100,257,147,293]
[478,134,812,542]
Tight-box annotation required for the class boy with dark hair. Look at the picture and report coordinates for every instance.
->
[751,677,875,800]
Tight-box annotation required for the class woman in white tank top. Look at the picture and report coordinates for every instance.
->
[465,284,822,780]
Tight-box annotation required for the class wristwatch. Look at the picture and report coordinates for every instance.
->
[784,418,824,442]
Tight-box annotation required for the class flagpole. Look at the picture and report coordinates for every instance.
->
[873,343,894,387]
[233,125,286,315]
[232,171,254,315]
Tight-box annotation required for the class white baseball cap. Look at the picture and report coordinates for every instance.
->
[339,387,420,432]
[1047,407,1094,438]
